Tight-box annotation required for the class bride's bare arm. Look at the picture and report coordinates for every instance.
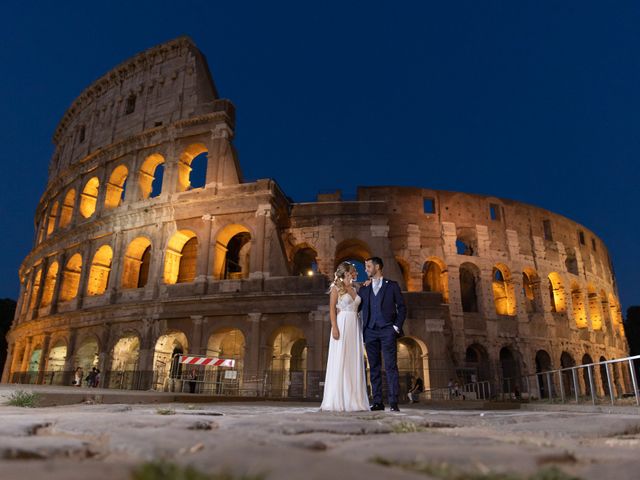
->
[329,287,340,340]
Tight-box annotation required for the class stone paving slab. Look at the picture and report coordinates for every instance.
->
[2,388,640,480]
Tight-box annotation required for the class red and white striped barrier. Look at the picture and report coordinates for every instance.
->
[178,355,235,367]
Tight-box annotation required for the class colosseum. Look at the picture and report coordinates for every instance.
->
[2,37,630,401]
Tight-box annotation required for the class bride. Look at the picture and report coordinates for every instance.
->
[320,261,370,412]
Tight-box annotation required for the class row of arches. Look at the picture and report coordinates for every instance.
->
[14,326,431,398]
[21,225,253,316]
[286,238,622,336]
[534,350,628,399]
[38,144,209,244]
[461,343,629,399]
[421,259,622,333]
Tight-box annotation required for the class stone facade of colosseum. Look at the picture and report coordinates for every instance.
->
[2,37,630,400]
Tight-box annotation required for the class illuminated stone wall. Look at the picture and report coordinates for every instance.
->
[3,38,629,398]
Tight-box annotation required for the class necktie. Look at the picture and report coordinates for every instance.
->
[373,279,381,295]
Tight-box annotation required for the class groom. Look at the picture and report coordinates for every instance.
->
[359,256,407,412]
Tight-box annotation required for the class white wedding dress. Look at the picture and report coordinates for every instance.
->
[320,292,370,412]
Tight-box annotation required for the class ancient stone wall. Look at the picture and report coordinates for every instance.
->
[3,38,629,400]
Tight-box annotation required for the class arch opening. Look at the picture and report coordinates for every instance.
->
[104,165,129,209]
[79,177,100,218]
[164,230,198,284]
[121,237,152,289]
[87,245,113,296]
[59,253,83,302]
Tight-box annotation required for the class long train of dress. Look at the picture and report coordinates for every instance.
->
[320,293,369,412]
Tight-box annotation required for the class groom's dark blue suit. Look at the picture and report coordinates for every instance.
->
[359,278,407,405]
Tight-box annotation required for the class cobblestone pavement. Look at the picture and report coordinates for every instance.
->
[1,387,639,479]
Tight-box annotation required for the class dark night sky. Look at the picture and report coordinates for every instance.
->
[0,1,638,312]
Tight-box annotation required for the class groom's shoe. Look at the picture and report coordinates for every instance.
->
[390,403,400,412]
[370,403,385,411]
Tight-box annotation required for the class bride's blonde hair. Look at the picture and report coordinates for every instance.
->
[331,261,357,296]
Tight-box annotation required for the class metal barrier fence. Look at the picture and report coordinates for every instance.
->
[422,380,492,401]
[517,354,640,406]
[9,367,437,402]
[12,356,636,406]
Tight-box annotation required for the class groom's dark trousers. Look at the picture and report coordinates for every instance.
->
[360,279,406,405]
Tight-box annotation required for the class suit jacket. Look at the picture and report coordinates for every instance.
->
[359,278,407,336]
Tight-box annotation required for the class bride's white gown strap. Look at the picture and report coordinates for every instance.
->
[320,292,370,412]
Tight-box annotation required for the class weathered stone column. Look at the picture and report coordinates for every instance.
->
[146,225,168,299]
[479,268,495,321]
[190,315,206,355]
[48,252,67,315]
[76,243,93,308]
[20,269,37,321]
[195,216,214,293]
[91,166,109,219]
[243,313,262,395]
[137,318,156,390]
[107,228,124,302]
[19,336,33,375]
[206,123,239,186]
[36,334,51,385]
[31,259,49,319]
[249,203,273,279]
[153,134,177,198]
[97,324,112,386]
[62,328,79,385]
[308,309,326,373]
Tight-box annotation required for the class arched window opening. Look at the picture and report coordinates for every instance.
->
[459,263,479,313]
[79,177,100,218]
[548,273,566,313]
[75,337,99,374]
[599,356,611,397]
[59,189,75,228]
[213,225,252,280]
[46,201,59,237]
[138,154,165,200]
[464,344,491,382]
[492,265,516,316]
[110,334,140,389]
[153,332,188,390]
[456,228,477,256]
[104,165,129,209]
[28,268,42,312]
[59,253,83,302]
[125,94,136,115]
[522,270,539,313]
[225,232,251,279]
[334,238,372,283]
[269,326,307,398]
[47,340,67,372]
[164,230,199,284]
[292,247,319,276]
[205,329,246,395]
[121,238,152,289]
[581,353,594,396]
[535,350,553,398]
[456,239,474,256]
[87,245,113,296]
[422,259,449,303]
[499,347,521,394]
[565,249,579,275]
[177,144,208,192]
[40,261,59,307]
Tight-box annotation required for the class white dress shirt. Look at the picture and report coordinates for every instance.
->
[372,277,383,296]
